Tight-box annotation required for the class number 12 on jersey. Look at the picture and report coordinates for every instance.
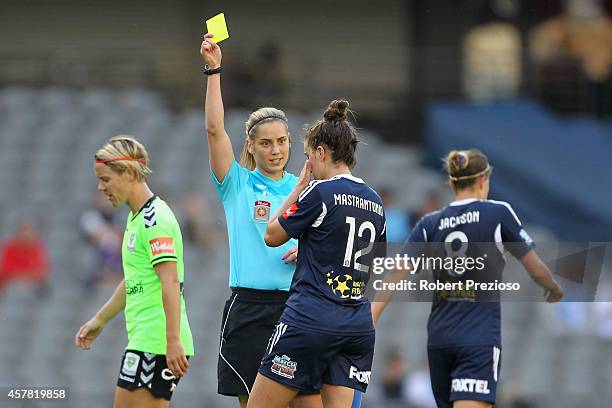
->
[343,216,376,273]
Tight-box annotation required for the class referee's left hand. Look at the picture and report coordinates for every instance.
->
[166,340,189,378]
[282,246,298,264]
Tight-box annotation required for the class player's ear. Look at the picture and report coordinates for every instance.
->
[447,179,456,194]
[124,167,138,183]
[247,138,254,155]
[479,175,487,190]
[316,145,325,161]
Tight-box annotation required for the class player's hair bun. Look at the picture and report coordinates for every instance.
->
[323,99,350,122]
[447,150,470,175]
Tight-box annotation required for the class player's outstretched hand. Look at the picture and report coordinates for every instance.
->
[282,246,298,264]
[166,340,189,378]
[200,33,222,68]
[75,317,106,350]
[544,284,564,303]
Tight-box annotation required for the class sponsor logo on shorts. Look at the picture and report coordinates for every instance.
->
[119,373,135,383]
[271,355,297,379]
[349,366,371,385]
[451,378,491,394]
[122,352,140,377]
[162,368,177,392]
[149,237,174,256]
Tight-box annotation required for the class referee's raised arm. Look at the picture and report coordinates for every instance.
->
[201,33,234,183]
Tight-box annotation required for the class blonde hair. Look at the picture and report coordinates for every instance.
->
[240,107,289,170]
[94,135,152,182]
[443,149,491,189]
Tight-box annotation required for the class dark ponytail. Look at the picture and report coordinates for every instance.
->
[305,99,359,169]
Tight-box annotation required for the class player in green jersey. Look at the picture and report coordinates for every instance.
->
[75,136,194,408]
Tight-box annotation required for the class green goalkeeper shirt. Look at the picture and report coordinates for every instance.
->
[121,195,194,356]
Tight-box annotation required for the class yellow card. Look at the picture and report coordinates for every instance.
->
[206,13,229,43]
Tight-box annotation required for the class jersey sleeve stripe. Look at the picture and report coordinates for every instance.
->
[298,180,324,202]
[311,202,327,228]
[488,200,522,225]
[151,255,178,265]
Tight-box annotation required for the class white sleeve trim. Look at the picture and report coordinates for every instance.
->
[311,202,327,228]
[494,223,505,255]
[488,199,522,226]
[298,180,324,202]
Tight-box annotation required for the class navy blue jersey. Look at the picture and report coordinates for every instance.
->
[406,198,534,348]
[278,174,386,335]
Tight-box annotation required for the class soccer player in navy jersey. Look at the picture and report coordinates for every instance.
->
[372,149,564,408]
[245,100,386,408]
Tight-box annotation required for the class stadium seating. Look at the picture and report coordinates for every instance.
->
[0,87,609,407]
[425,100,612,242]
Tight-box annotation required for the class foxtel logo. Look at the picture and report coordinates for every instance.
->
[149,237,174,256]
[451,379,490,394]
[349,366,370,384]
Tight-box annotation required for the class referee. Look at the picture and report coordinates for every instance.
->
[200,34,322,408]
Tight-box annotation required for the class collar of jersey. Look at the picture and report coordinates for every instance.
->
[251,167,293,187]
[449,198,479,206]
[130,195,157,221]
[328,173,364,184]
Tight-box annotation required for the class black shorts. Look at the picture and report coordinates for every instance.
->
[217,287,290,396]
[116,349,187,401]
[259,322,375,393]
[428,345,502,407]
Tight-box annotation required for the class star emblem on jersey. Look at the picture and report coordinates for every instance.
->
[325,270,353,299]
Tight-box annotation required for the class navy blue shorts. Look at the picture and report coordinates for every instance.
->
[258,321,375,393]
[428,345,501,407]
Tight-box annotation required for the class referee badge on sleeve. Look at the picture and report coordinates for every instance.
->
[254,200,271,222]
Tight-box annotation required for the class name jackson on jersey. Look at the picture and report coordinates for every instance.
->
[438,211,480,230]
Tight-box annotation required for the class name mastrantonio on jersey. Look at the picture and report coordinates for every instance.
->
[333,194,384,216]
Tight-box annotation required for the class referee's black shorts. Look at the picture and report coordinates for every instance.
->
[217,287,289,397]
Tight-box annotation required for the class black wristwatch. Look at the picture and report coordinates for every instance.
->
[203,64,223,76]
